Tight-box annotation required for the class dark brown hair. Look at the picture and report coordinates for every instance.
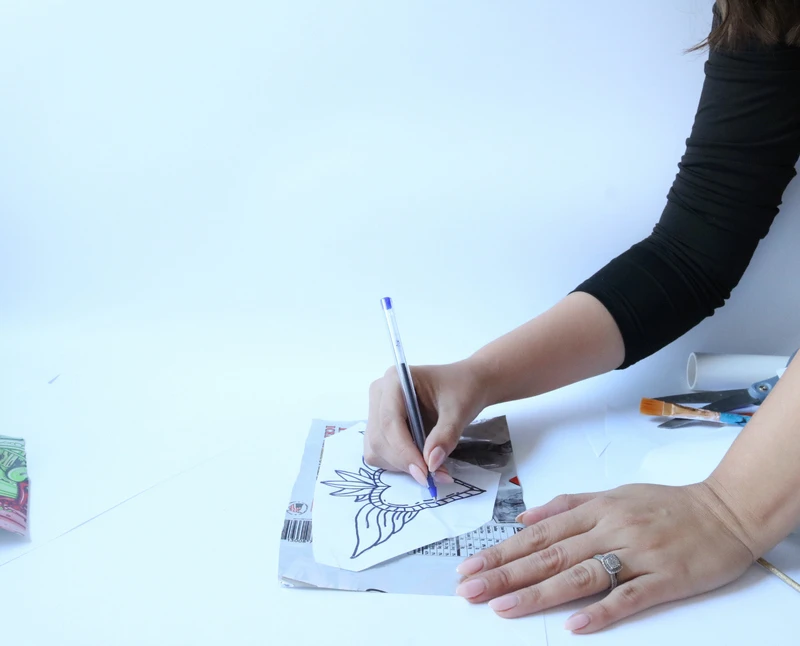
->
[694,0,800,50]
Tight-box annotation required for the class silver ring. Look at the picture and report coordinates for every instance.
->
[593,553,623,589]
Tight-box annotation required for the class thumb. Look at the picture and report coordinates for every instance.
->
[423,414,463,472]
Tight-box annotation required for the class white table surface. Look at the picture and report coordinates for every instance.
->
[3,1,800,644]
[3,321,799,646]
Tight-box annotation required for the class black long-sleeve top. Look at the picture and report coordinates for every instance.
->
[574,6,800,368]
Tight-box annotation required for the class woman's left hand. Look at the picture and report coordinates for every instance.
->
[455,482,756,633]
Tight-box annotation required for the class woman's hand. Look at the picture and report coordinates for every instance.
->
[364,359,492,486]
[455,481,756,633]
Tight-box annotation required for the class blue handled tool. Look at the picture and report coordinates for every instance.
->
[654,350,797,428]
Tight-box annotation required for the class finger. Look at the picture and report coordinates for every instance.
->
[365,379,383,439]
[516,492,600,525]
[378,378,428,479]
[564,574,663,633]
[423,411,463,472]
[457,507,597,576]
[433,468,454,484]
[363,435,390,471]
[364,379,391,470]
[456,534,598,604]
[365,375,426,481]
[488,550,638,618]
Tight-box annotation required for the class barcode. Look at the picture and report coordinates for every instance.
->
[281,519,312,543]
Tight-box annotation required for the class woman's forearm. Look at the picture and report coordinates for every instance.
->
[708,356,800,555]
[469,292,625,407]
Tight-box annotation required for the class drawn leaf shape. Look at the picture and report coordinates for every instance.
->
[321,468,379,498]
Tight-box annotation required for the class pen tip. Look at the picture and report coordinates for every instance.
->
[426,473,438,500]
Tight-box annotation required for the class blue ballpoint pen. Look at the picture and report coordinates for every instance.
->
[381,297,438,499]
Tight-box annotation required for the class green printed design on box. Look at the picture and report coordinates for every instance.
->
[0,436,30,536]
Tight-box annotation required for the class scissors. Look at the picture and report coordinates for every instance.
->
[653,350,797,429]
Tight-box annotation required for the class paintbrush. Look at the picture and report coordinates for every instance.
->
[757,557,800,593]
[639,398,750,426]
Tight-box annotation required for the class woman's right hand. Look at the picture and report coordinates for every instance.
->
[364,359,493,487]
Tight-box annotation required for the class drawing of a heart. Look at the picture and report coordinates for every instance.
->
[321,459,487,559]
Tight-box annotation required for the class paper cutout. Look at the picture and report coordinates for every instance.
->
[312,423,500,571]
[321,458,486,558]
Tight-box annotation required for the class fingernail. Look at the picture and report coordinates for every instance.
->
[456,556,485,576]
[515,507,539,524]
[428,446,446,472]
[408,464,428,487]
[489,594,519,612]
[564,613,591,631]
[434,470,454,484]
[455,578,486,599]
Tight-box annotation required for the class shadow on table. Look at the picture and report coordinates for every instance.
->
[0,530,29,546]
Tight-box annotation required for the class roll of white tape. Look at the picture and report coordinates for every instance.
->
[687,353,790,391]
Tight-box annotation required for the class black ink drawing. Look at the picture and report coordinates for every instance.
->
[321,459,486,559]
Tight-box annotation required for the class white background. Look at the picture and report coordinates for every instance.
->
[2,1,799,644]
